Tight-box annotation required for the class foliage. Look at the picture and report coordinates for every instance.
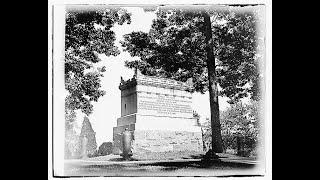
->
[65,128,81,159]
[65,7,131,115]
[120,7,262,102]
[202,100,261,157]
[120,7,263,154]
[221,101,260,151]
[65,108,77,131]
[98,142,114,156]
[64,8,131,159]
[65,108,81,159]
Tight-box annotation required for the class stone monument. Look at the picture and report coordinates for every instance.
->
[113,70,203,154]
[79,117,97,157]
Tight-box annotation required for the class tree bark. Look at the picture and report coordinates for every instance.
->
[202,12,223,153]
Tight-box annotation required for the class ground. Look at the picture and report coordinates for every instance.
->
[62,152,263,177]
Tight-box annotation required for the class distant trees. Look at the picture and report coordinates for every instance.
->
[202,100,261,157]
[65,108,81,159]
[65,116,98,159]
[64,127,81,159]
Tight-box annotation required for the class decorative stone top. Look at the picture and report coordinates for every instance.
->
[119,69,194,91]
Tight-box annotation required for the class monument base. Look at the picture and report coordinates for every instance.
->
[112,114,204,154]
[132,129,203,153]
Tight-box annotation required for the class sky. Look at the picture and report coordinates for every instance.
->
[72,7,241,146]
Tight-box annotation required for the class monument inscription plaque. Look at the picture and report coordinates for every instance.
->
[138,93,193,116]
[113,71,203,154]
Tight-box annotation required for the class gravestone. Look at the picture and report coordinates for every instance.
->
[113,70,203,154]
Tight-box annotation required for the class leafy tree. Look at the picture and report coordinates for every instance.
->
[65,7,131,115]
[201,100,261,156]
[64,7,131,159]
[220,100,260,156]
[120,6,263,156]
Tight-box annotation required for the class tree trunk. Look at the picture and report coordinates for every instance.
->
[202,12,223,153]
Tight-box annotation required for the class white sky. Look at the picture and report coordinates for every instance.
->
[74,7,240,146]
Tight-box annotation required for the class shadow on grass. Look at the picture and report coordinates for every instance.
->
[137,160,255,169]
[80,163,180,172]
[181,153,228,160]
[108,157,125,161]
[108,157,143,162]
[64,158,257,177]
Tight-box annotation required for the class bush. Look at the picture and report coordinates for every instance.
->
[202,100,261,157]
[98,142,113,156]
[88,150,99,158]
[65,130,82,159]
[220,101,260,157]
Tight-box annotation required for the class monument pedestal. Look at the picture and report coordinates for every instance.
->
[113,72,203,154]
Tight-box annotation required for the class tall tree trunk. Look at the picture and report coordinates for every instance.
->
[202,12,223,154]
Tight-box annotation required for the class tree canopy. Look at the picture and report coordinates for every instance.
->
[120,6,263,154]
[65,7,131,115]
[121,7,263,103]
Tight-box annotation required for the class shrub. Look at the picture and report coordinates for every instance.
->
[88,150,99,158]
[202,100,261,157]
[98,142,113,156]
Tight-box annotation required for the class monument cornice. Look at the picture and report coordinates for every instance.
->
[136,80,193,91]
[119,77,137,90]
[119,72,194,92]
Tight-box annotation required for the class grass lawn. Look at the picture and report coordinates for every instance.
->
[86,150,257,162]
